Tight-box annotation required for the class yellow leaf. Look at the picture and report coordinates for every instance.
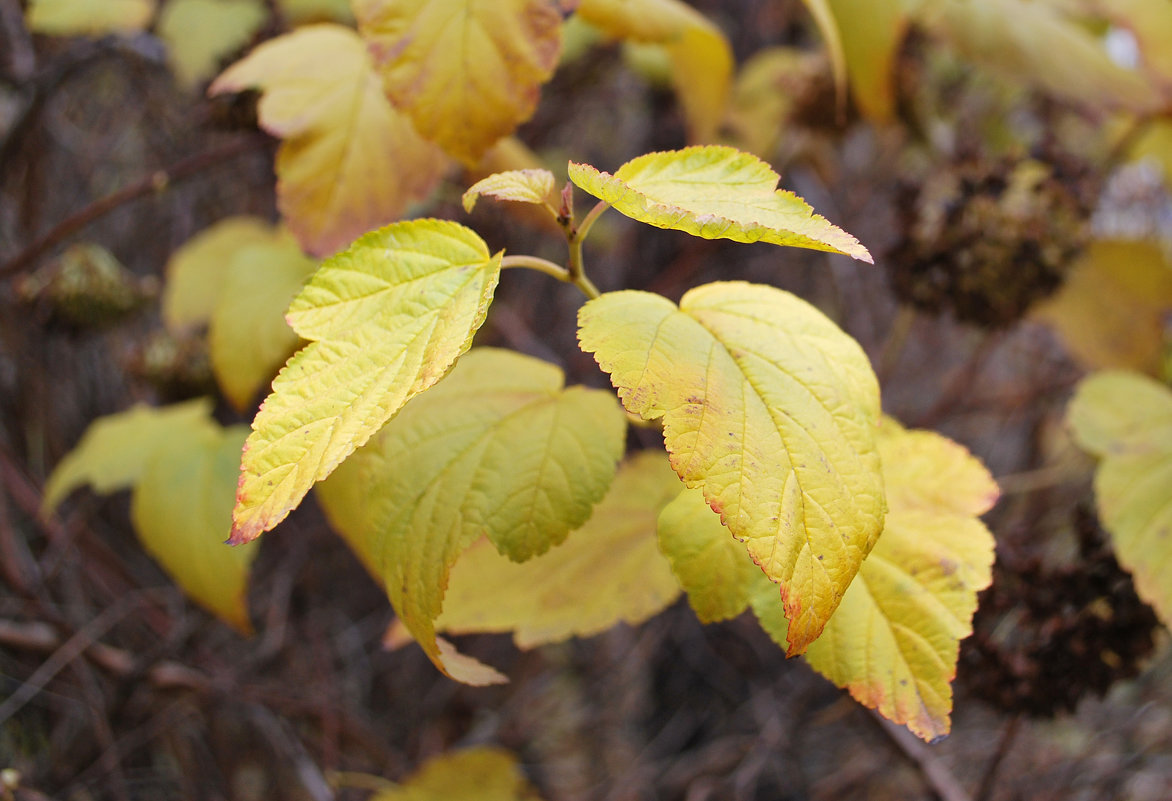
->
[26,0,154,35]
[462,169,559,214]
[163,217,274,330]
[208,233,317,410]
[724,47,815,158]
[371,747,541,801]
[825,0,909,123]
[1131,119,1172,189]
[1070,371,1172,628]
[158,0,267,88]
[209,25,448,256]
[42,402,260,633]
[315,348,627,681]
[436,451,681,647]
[569,146,873,262]
[276,0,352,24]
[798,0,847,112]
[231,219,501,545]
[576,0,733,144]
[163,218,317,409]
[131,424,260,634]
[354,0,563,165]
[1076,0,1172,92]
[578,281,885,654]
[1033,239,1172,376]
[657,486,765,623]
[752,419,998,741]
[42,400,215,515]
[918,0,1160,112]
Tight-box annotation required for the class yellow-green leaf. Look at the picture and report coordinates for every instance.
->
[354,0,563,165]
[42,401,260,633]
[753,419,998,741]
[436,451,682,647]
[209,234,316,410]
[26,0,154,35]
[798,0,847,111]
[917,0,1160,112]
[462,169,558,214]
[42,399,215,515]
[131,424,259,634]
[569,146,873,262]
[163,219,316,410]
[158,0,267,88]
[825,0,909,123]
[575,0,733,144]
[209,25,448,256]
[276,0,352,24]
[317,348,627,681]
[231,219,501,545]
[1033,239,1172,376]
[163,217,274,330]
[657,486,765,623]
[1069,371,1172,627]
[371,747,541,801]
[578,281,885,654]
[1075,0,1172,91]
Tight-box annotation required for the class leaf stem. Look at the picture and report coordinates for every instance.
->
[576,199,610,243]
[566,233,601,300]
[500,254,570,281]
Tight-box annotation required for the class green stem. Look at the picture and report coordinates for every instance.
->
[500,254,570,281]
[566,234,601,300]
[576,199,610,242]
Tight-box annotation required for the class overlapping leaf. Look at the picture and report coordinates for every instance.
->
[42,402,259,633]
[209,25,448,256]
[231,219,502,545]
[316,348,627,681]
[575,0,733,144]
[569,146,873,262]
[1033,240,1172,376]
[354,0,563,165]
[158,0,267,88]
[371,747,542,801]
[435,451,682,647]
[463,169,558,214]
[1069,371,1172,627]
[578,281,885,653]
[163,218,316,410]
[662,418,996,740]
[25,0,154,35]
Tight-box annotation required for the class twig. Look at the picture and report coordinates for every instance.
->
[0,134,268,280]
[975,714,1021,801]
[872,712,973,801]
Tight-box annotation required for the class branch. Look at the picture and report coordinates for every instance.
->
[0,134,269,280]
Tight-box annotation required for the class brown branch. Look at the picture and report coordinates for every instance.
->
[872,712,973,801]
[0,134,269,280]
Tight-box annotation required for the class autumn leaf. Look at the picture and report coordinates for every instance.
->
[1033,239,1172,376]
[371,747,542,801]
[1069,371,1172,628]
[43,400,216,514]
[463,169,559,214]
[276,0,352,24]
[163,218,316,410]
[157,0,267,88]
[824,0,909,123]
[316,348,627,681]
[575,0,733,144]
[42,402,260,633]
[917,0,1160,113]
[209,25,448,256]
[435,451,681,647]
[1074,0,1172,92]
[797,0,847,110]
[354,0,563,165]
[579,281,885,654]
[25,0,154,35]
[657,486,764,624]
[748,419,997,741]
[569,146,873,262]
[131,424,259,634]
[231,219,501,545]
